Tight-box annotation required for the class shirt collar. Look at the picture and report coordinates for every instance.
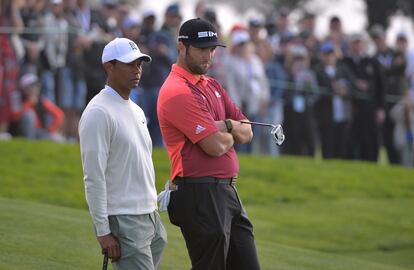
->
[103,85,129,102]
[171,64,207,87]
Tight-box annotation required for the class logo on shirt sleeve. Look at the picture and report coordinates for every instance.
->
[215,90,221,98]
[195,124,206,134]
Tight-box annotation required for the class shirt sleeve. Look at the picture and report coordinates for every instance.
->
[162,92,218,144]
[12,101,32,121]
[42,98,64,133]
[79,107,112,236]
[217,81,247,121]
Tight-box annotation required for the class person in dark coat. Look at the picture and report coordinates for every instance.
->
[370,25,407,164]
[314,41,353,159]
[342,34,385,162]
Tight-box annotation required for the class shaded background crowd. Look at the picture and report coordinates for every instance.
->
[1,0,414,167]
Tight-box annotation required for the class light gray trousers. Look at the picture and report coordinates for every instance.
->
[109,211,167,270]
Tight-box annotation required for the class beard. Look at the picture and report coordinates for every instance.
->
[185,51,210,75]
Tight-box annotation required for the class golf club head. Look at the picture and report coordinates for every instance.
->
[271,124,285,146]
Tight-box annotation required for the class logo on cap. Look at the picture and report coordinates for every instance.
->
[198,31,217,38]
[177,18,226,48]
[129,42,138,51]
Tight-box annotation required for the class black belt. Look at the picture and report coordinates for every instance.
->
[173,176,237,186]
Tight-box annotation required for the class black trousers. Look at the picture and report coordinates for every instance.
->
[167,181,261,270]
[383,115,400,164]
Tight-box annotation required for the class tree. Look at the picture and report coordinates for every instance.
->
[365,0,413,28]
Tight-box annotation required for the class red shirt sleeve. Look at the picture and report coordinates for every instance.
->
[42,98,64,133]
[12,101,33,121]
[162,92,218,144]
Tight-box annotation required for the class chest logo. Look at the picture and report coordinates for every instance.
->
[195,124,206,134]
[215,90,221,98]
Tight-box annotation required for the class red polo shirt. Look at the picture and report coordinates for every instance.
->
[158,64,246,180]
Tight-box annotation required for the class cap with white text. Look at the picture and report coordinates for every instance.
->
[178,18,226,48]
[102,37,151,64]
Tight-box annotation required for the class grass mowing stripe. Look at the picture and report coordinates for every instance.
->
[1,139,414,269]
[1,197,410,270]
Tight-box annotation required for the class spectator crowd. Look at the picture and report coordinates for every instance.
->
[0,0,413,167]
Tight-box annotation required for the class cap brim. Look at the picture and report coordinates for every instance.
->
[189,41,226,49]
[118,51,152,63]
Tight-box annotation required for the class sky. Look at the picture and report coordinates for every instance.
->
[136,0,414,49]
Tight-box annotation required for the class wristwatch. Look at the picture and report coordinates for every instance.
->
[224,119,233,133]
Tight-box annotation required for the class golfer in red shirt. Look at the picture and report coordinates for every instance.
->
[158,18,261,270]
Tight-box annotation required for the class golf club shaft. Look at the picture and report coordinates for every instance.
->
[239,120,275,128]
[102,253,108,270]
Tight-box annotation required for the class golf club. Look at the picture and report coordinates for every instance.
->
[102,253,108,270]
[239,120,285,146]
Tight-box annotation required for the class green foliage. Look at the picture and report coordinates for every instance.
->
[0,139,413,269]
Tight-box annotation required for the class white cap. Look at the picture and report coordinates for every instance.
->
[20,73,39,89]
[231,30,250,45]
[290,45,308,58]
[102,38,151,64]
[143,8,156,18]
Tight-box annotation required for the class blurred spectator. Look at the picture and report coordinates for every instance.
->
[61,0,87,141]
[264,33,293,154]
[194,0,206,18]
[203,7,216,24]
[226,29,270,153]
[370,24,406,164]
[0,0,23,140]
[101,0,120,35]
[314,41,353,159]
[139,3,182,147]
[299,30,320,67]
[157,3,182,62]
[203,8,228,87]
[276,7,292,37]
[248,18,273,63]
[140,8,156,46]
[395,32,414,92]
[267,7,293,55]
[20,0,47,75]
[326,16,347,59]
[390,90,414,167]
[275,34,294,66]
[298,12,320,67]
[265,47,288,157]
[342,34,384,162]
[75,0,113,104]
[300,11,316,35]
[11,73,64,141]
[265,13,277,38]
[282,45,318,156]
[42,0,68,108]
[120,15,143,105]
[116,0,130,32]
[121,16,141,42]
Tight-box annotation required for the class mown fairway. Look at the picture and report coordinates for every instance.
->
[0,139,413,270]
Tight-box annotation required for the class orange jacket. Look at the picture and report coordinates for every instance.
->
[12,98,64,133]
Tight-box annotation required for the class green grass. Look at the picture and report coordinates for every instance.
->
[0,139,413,269]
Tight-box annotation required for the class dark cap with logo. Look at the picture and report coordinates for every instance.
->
[178,18,226,48]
